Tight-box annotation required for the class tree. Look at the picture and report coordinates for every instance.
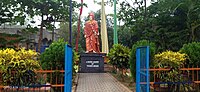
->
[0,0,14,25]
[180,42,200,66]
[113,0,149,48]
[0,0,81,52]
[59,22,85,53]
[0,1,41,49]
[147,0,200,51]
[0,0,28,25]
[13,0,79,52]
[114,0,200,51]
[118,26,138,48]
[59,22,69,42]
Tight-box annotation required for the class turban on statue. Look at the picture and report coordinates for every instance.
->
[89,12,95,19]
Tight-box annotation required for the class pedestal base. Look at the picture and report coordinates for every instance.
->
[79,53,106,73]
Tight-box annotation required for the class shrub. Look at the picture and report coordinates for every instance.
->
[108,44,130,81]
[154,50,187,81]
[129,40,156,81]
[40,39,67,70]
[40,39,80,71]
[73,50,80,73]
[0,48,40,86]
[154,51,188,91]
[180,42,200,66]
[154,51,187,69]
[40,39,80,91]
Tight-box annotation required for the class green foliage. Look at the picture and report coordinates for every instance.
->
[0,48,40,86]
[0,33,24,48]
[0,33,21,37]
[40,39,80,89]
[180,42,200,66]
[108,44,130,81]
[58,22,70,42]
[13,0,79,22]
[0,0,19,25]
[40,39,66,70]
[118,26,134,48]
[154,51,189,91]
[73,50,80,73]
[129,40,156,81]
[0,38,7,48]
[114,0,200,51]
[0,0,80,52]
[58,23,85,53]
[108,44,130,70]
[154,51,187,69]
[40,39,80,71]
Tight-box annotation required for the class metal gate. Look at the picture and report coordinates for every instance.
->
[64,45,73,92]
[136,46,150,92]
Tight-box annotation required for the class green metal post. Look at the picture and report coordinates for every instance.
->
[114,0,118,44]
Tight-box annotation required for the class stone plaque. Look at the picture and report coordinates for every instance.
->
[80,53,106,73]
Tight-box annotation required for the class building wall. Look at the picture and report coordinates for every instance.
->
[0,26,60,49]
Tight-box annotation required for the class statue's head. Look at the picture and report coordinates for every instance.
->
[89,12,95,20]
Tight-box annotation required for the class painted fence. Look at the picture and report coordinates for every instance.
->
[0,70,65,92]
[150,67,200,91]
[0,45,73,92]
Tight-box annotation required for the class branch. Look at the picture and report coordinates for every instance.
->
[125,0,134,9]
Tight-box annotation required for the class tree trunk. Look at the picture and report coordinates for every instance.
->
[38,15,44,53]
[120,69,125,82]
[52,21,55,42]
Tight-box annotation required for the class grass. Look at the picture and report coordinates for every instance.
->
[109,70,135,91]
[105,64,157,91]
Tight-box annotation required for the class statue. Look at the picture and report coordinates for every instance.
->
[84,12,100,53]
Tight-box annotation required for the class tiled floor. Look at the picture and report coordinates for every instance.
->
[76,73,132,92]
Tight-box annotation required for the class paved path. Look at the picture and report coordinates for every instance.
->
[76,73,132,92]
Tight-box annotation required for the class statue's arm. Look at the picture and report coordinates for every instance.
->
[94,21,99,35]
[84,27,87,38]
[84,22,93,37]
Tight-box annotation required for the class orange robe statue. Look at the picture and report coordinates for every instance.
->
[84,12,100,53]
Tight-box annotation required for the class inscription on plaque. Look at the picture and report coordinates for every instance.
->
[86,60,99,67]
[80,53,105,73]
